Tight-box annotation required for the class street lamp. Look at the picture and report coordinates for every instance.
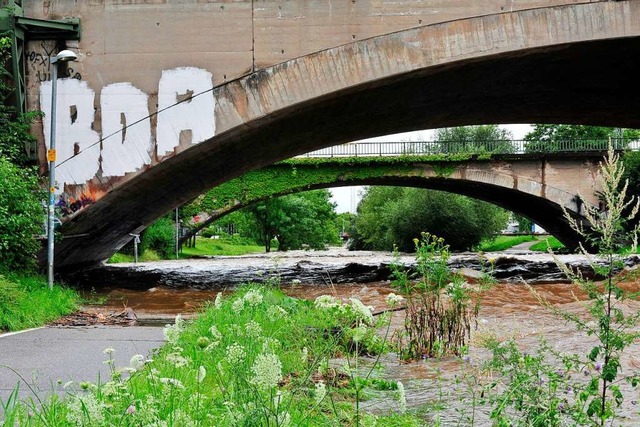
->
[47,49,77,290]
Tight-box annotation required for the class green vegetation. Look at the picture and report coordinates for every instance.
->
[529,236,565,252]
[245,190,340,252]
[391,233,492,360]
[180,236,264,257]
[352,187,508,252]
[2,286,422,425]
[487,145,640,425]
[434,124,514,154]
[524,124,640,152]
[0,157,43,271]
[477,234,537,252]
[0,273,78,332]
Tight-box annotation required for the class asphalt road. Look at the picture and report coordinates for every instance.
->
[0,325,164,405]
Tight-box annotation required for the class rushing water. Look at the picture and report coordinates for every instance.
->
[82,274,640,425]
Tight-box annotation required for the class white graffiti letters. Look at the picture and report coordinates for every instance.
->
[40,67,216,191]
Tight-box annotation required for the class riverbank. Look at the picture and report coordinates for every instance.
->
[0,273,79,332]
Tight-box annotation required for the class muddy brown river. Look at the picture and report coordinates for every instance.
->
[80,252,640,425]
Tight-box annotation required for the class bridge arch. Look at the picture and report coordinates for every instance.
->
[52,1,640,269]
[179,155,603,250]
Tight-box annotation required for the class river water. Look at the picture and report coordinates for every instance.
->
[80,251,640,425]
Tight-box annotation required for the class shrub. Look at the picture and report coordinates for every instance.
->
[0,157,43,272]
[142,217,176,259]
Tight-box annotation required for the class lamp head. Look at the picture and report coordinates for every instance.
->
[51,50,78,64]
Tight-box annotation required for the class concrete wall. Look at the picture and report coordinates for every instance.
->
[24,0,591,161]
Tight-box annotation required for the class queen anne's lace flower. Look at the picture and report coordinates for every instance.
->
[226,343,246,364]
[314,295,340,309]
[243,290,263,306]
[349,298,374,325]
[66,394,105,424]
[314,381,327,405]
[232,298,245,313]
[210,325,223,340]
[397,381,407,414]
[250,353,283,389]
[386,292,404,307]
[130,354,145,371]
[163,315,185,345]
[245,320,262,338]
[159,377,185,389]
[196,365,207,383]
[214,292,223,308]
[267,305,288,319]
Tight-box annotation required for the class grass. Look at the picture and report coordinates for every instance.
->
[477,234,538,252]
[0,272,79,332]
[529,236,565,252]
[2,286,423,425]
[107,237,265,263]
[180,236,265,257]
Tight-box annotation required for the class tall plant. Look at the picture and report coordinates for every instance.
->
[391,233,485,360]
[488,143,640,425]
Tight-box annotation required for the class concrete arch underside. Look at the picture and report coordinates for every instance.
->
[180,160,598,250]
[52,1,640,270]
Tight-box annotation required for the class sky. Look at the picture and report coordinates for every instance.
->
[329,124,533,213]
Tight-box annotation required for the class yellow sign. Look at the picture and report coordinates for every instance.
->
[47,149,56,162]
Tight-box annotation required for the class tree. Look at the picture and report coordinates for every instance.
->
[0,36,40,166]
[246,190,340,252]
[354,187,509,251]
[434,125,514,154]
[523,124,639,152]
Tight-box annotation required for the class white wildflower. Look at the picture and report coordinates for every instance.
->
[159,377,185,389]
[243,290,264,306]
[66,394,105,425]
[196,366,207,383]
[314,295,340,309]
[250,353,283,389]
[130,354,145,371]
[209,325,222,340]
[163,315,185,345]
[205,341,220,352]
[245,320,262,338]
[385,292,404,307]
[397,381,407,414]
[314,381,327,405]
[349,298,374,325]
[166,352,188,368]
[301,347,308,365]
[226,343,246,364]
[232,298,245,313]
[267,305,288,319]
[103,347,116,355]
[214,292,223,308]
[351,325,368,343]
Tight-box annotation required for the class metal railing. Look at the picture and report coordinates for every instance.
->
[299,138,640,158]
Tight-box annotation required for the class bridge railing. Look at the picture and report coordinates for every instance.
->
[299,138,640,158]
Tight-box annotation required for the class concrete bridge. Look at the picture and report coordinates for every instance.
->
[178,143,615,250]
[7,0,640,270]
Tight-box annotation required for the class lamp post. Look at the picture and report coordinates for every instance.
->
[47,49,77,290]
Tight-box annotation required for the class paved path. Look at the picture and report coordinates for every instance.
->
[0,326,164,405]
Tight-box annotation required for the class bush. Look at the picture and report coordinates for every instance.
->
[142,217,176,259]
[0,157,43,271]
